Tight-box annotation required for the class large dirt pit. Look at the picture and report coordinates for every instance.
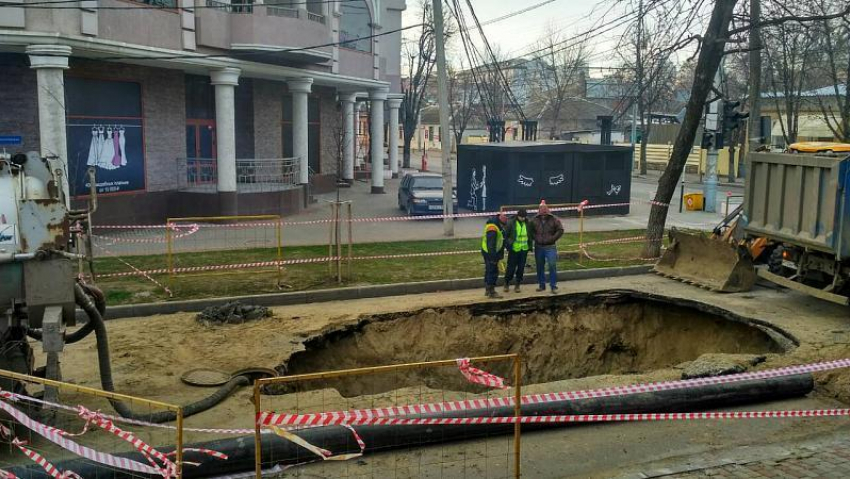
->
[275,291,791,397]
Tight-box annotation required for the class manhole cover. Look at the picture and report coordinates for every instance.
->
[181,368,231,387]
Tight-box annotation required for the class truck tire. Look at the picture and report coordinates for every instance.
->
[768,246,785,275]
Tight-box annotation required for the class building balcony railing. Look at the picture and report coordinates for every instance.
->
[266,5,299,18]
[177,158,301,193]
[306,12,325,24]
[205,0,253,13]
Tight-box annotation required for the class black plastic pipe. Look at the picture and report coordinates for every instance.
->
[9,374,813,478]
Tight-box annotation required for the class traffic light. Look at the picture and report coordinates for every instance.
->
[718,100,749,148]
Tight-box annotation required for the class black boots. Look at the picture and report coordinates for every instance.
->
[486,286,502,299]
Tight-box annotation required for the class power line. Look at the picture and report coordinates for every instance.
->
[89,23,422,62]
[0,0,362,9]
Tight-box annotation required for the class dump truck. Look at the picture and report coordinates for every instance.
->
[656,150,850,305]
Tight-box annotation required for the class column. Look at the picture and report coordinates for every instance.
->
[210,67,240,215]
[339,92,358,182]
[27,45,71,205]
[288,78,313,185]
[387,97,403,178]
[369,88,388,194]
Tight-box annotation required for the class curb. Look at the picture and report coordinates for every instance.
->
[91,265,653,320]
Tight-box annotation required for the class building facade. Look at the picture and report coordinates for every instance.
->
[0,0,406,224]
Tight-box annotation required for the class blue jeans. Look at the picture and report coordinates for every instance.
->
[482,252,500,287]
[535,247,558,289]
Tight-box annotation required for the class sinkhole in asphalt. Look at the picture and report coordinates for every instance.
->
[271,290,790,398]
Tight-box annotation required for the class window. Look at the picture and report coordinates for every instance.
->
[411,176,443,190]
[339,0,372,52]
[136,0,177,8]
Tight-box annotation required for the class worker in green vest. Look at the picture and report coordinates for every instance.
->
[481,212,508,298]
[503,208,532,293]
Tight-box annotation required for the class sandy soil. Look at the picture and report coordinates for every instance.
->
[24,274,850,477]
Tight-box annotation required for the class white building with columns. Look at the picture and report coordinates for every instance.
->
[0,0,405,224]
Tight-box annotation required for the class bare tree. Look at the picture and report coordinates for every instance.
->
[448,60,480,147]
[532,25,590,139]
[811,0,850,142]
[401,2,438,169]
[642,0,850,256]
[619,0,682,175]
[643,0,739,256]
[763,14,817,146]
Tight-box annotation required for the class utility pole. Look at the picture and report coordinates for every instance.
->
[742,0,762,178]
[636,0,647,175]
[630,102,638,171]
[432,0,454,236]
[703,67,723,213]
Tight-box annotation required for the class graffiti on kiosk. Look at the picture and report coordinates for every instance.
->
[467,166,488,211]
[549,174,565,186]
[606,184,622,196]
[517,174,534,187]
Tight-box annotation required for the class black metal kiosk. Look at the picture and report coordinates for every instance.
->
[457,142,632,215]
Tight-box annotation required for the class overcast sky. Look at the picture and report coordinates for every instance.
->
[401,0,630,72]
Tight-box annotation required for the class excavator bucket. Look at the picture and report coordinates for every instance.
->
[654,229,757,293]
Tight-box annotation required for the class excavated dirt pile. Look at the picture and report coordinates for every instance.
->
[275,291,789,397]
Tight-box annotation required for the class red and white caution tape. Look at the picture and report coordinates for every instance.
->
[258,358,850,427]
[76,406,178,478]
[270,409,850,427]
[11,437,81,479]
[91,199,668,231]
[94,223,200,245]
[0,387,259,436]
[94,243,173,297]
[457,358,509,389]
[0,400,161,476]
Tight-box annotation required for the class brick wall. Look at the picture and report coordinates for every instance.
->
[70,59,186,193]
[317,86,340,177]
[0,54,40,153]
[235,77,255,159]
[253,79,284,158]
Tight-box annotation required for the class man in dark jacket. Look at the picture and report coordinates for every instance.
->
[529,200,564,293]
[481,212,508,298]
[503,208,532,293]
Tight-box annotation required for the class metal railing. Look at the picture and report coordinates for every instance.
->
[204,0,253,13]
[306,11,325,23]
[266,5,299,17]
[177,158,301,193]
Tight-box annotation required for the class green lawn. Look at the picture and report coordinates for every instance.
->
[94,230,656,305]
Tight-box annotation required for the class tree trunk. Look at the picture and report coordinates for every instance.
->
[639,112,649,176]
[403,135,413,169]
[643,0,739,258]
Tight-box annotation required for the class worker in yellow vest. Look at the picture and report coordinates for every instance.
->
[503,208,532,293]
[481,212,508,298]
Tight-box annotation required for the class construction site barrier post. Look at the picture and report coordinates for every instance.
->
[253,353,522,478]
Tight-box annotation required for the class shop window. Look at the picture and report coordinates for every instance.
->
[340,0,372,52]
[65,77,145,196]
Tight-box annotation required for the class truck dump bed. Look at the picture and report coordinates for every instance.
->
[744,152,850,260]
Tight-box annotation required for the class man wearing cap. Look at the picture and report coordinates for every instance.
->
[481,211,508,298]
[529,200,564,293]
[503,208,532,293]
